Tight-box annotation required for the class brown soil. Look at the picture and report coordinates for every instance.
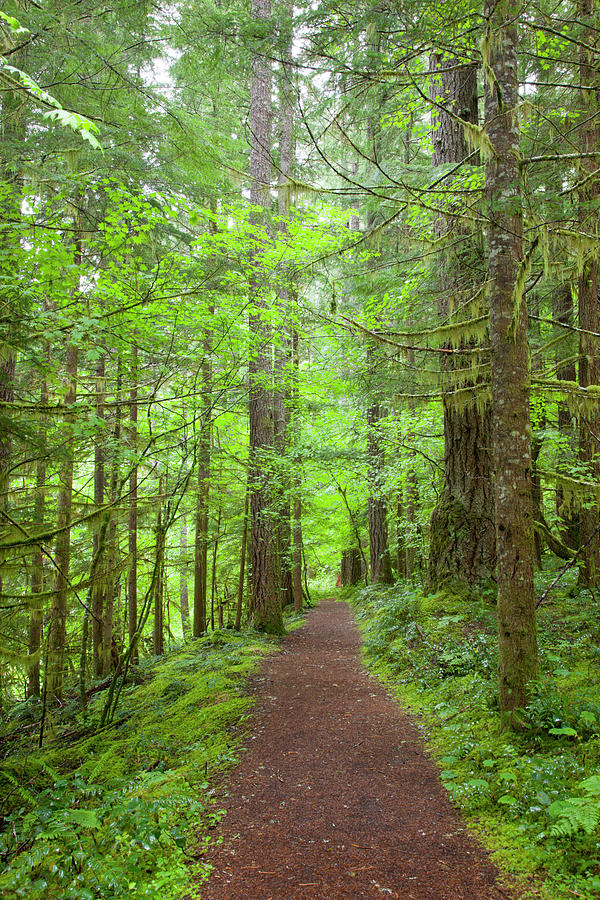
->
[198,600,518,899]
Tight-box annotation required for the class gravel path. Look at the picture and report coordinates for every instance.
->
[198,600,516,899]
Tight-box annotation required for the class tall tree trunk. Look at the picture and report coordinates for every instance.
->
[28,372,48,698]
[211,502,222,631]
[577,0,600,586]
[249,0,282,633]
[428,56,495,591]
[0,34,27,605]
[47,212,81,700]
[553,285,578,547]
[153,479,164,656]
[484,0,537,722]
[128,344,138,663]
[367,388,393,584]
[291,328,303,611]
[193,247,214,637]
[92,355,106,677]
[274,23,294,609]
[404,347,418,578]
[235,484,249,630]
[180,516,190,635]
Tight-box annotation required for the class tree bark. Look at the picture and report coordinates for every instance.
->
[428,55,495,591]
[235,484,250,630]
[484,0,537,722]
[367,394,393,584]
[47,211,82,700]
[128,343,138,663]
[249,0,282,633]
[552,285,578,547]
[180,516,190,635]
[576,0,600,586]
[92,355,106,677]
[153,480,164,656]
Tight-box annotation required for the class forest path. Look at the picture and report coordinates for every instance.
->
[198,600,515,900]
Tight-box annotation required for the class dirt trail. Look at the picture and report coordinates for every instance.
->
[199,600,516,899]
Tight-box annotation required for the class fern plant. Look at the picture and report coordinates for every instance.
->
[548,775,600,836]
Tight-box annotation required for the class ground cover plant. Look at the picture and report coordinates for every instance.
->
[351,574,600,900]
[0,626,285,899]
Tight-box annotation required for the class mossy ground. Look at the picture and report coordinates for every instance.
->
[0,613,305,899]
[347,571,600,900]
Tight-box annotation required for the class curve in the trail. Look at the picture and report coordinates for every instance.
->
[198,600,515,900]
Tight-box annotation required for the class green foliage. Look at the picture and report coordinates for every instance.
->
[0,632,274,899]
[352,576,600,900]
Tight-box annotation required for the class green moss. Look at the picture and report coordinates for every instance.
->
[0,629,276,900]
[351,579,600,900]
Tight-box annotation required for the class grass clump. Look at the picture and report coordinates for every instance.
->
[351,574,600,900]
[0,628,276,899]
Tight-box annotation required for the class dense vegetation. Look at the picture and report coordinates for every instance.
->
[0,0,599,895]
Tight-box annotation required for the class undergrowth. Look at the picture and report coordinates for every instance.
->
[0,622,288,899]
[349,573,600,900]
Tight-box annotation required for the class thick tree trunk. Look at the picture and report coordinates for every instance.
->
[577,0,600,586]
[484,0,537,721]
[128,344,138,663]
[249,0,282,634]
[428,56,495,591]
[274,39,294,610]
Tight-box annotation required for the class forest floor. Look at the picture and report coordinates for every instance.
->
[196,600,519,899]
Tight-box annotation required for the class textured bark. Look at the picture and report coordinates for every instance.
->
[180,517,190,635]
[47,217,81,699]
[577,0,600,585]
[235,485,249,631]
[0,42,26,602]
[28,373,48,698]
[396,490,405,577]
[367,399,393,584]
[193,217,215,636]
[47,339,78,699]
[484,0,537,721]
[341,547,361,586]
[552,285,578,547]
[92,355,106,677]
[102,362,122,676]
[193,348,211,636]
[291,328,303,612]
[128,345,138,663]
[428,56,495,591]
[404,347,418,579]
[249,0,281,634]
[153,488,164,656]
[274,43,294,609]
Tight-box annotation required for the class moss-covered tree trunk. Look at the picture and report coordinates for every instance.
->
[128,343,138,664]
[427,55,495,592]
[576,0,600,586]
[484,0,538,722]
